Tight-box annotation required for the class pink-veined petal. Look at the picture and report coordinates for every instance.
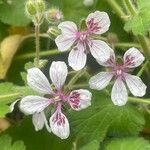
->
[50,109,70,139]
[97,48,116,67]
[123,47,145,68]
[89,72,113,90]
[86,11,110,34]
[111,78,128,106]
[27,68,53,94]
[68,42,87,71]
[69,89,92,111]
[50,61,68,89]
[32,112,45,131]
[89,40,112,63]
[55,21,78,51]
[125,73,147,97]
[19,96,51,115]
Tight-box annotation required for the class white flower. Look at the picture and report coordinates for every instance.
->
[19,61,92,139]
[55,11,111,71]
[89,47,147,106]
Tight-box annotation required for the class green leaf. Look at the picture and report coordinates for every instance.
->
[79,140,100,150]
[0,134,26,150]
[124,8,150,35]
[0,0,30,26]
[0,82,36,117]
[137,0,150,9]
[70,91,145,142]
[104,137,150,150]
[5,118,73,150]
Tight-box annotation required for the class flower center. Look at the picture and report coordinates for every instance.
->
[113,65,125,78]
[76,31,90,43]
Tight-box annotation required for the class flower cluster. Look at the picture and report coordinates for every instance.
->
[15,10,147,139]
[19,61,91,139]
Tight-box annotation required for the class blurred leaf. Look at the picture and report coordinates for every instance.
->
[79,140,99,150]
[0,35,23,79]
[0,82,36,117]
[5,118,73,150]
[0,22,8,41]
[0,0,30,26]
[70,91,145,142]
[0,134,25,150]
[137,0,150,9]
[124,8,150,35]
[104,137,150,150]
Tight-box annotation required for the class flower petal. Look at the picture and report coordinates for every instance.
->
[68,42,87,71]
[125,73,147,97]
[55,21,78,51]
[123,47,145,68]
[32,111,51,132]
[86,11,110,34]
[50,110,70,139]
[97,48,116,67]
[32,112,45,131]
[20,96,51,115]
[69,89,92,111]
[50,61,68,89]
[27,68,53,94]
[89,40,112,63]
[58,21,78,35]
[89,72,113,90]
[111,78,128,106]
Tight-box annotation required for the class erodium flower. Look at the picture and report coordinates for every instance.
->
[55,11,111,71]
[89,47,147,106]
[19,61,92,139]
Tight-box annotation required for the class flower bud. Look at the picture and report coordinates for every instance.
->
[25,0,37,16]
[47,26,60,39]
[45,8,63,24]
[36,0,45,13]
[83,0,94,7]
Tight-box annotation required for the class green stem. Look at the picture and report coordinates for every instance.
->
[137,60,149,77]
[128,97,150,105]
[137,35,150,60]
[69,84,88,90]
[35,24,40,67]
[15,49,64,60]
[0,93,20,103]
[114,42,141,49]
[106,0,127,22]
[67,68,87,90]
[124,0,137,15]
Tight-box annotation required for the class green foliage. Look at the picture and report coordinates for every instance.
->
[79,140,100,150]
[124,8,150,35]
[70,91,145,142]
[4,118,73,150]
[124,0,150,35]
[0,0,30,26]
[104,137,150,150]
[0,134,25,150]
[0,82,36,117]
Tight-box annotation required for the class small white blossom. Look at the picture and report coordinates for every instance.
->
[55,11,111,71]
[19,61,92,139]
[89,47,147,106]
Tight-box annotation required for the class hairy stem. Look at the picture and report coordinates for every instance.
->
[67,68,87,90]
[137,60,149,77]
[15,49,64,60]
[35,24,40,67]
[124,0,137,15]
[129,97,150,105]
